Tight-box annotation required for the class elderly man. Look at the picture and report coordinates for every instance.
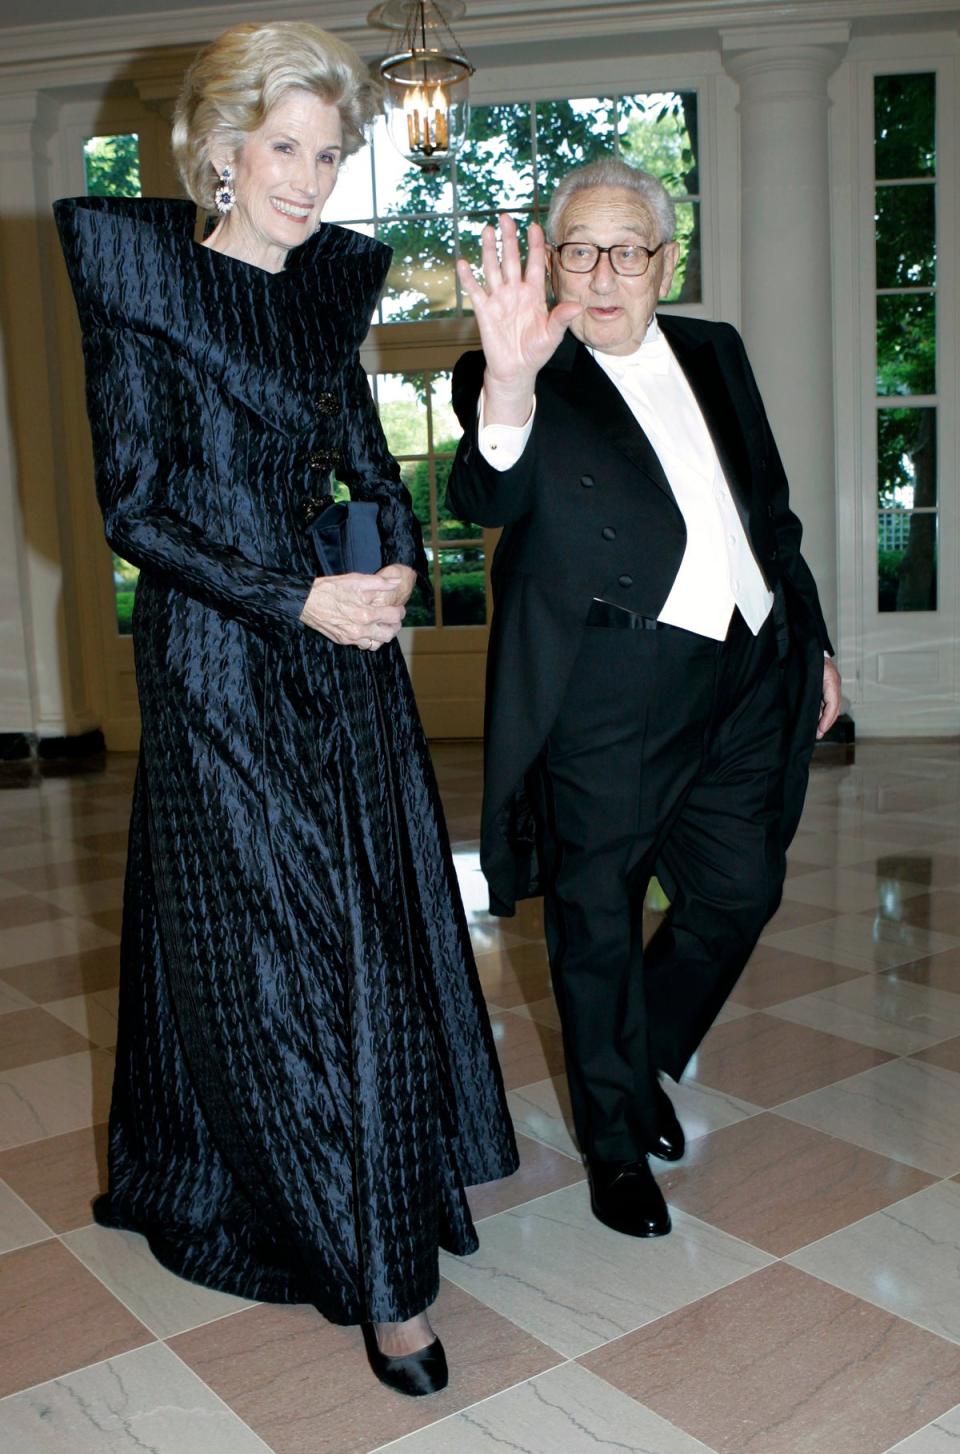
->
[447,158,840,1240]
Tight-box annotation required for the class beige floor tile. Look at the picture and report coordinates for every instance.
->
[475,942,553,1010]
[900,948,960,993]
[761,899,840,933]
[0,1005,93,1071]
[0,1342,272,1454]
[768,973,960,1055]
[0,1047,115,1150]
[711,1000,756,1024]
[660,1112,934,1256]
[895,891,960,936]
[63,1223,255,1338]
[0,893,68,931]
[0,945,121,1002]
[0,877,31,901]
[0,1177,52,1253]
[860,853,960,890]
[888,1406,960,1452]
[72,830,130,854]
[729,944,866,1009]
[788,1180,960,1343]
[761,914,960,973]
[1,855,128,893]
[580,1262,960,1454]
[510,993,562,1030]
[439,1182,772,1358]
[38,876,126,916]
[377,1361,719,1453]
[0,979,33,1014]
[0,1122,108,1231]
[781,865,929,914]
[0,1238,151,1398]
[44,988,120,1046]
[506,1075,579,1159]
[489,1012,566,1089]
[0,840,96,874]
[170,1279,560,1454]
[778,1056,960,1176]
[686,1013,892,1107]
[786,830,912,868]
[0,915,119,972]
[912,1037,960,1073]
[667,1077,761,1144]
[466,1132,585,1221]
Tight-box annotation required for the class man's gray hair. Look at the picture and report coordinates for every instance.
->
[545,158,676,245]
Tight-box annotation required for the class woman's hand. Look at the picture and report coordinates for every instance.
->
[455,213,582,425]
[299,573,406,650]
[375,563,417,608]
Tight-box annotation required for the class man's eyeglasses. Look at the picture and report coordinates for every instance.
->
[552,241,664,277]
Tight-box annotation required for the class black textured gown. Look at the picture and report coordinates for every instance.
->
[55,195,517,1325]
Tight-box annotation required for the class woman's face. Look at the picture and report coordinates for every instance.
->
[211,89,343,271]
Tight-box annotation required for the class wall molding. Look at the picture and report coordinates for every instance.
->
[1,0,958,86]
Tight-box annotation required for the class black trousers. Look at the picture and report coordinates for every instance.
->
[537,608,787,1163]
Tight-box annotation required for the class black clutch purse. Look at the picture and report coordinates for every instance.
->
[304,495,382,576]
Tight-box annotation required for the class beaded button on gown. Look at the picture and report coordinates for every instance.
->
[55,195,517,1325]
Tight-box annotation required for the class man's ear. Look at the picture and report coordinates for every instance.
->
[658,241,681,300]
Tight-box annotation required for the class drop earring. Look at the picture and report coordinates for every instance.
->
[214,165,235,214]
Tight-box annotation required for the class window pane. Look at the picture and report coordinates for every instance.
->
[373,115,453,215]
[322,148,374,222]
[455,102,535,210]
[439,547,486,624]
[83,133,140,198]
[876,294,936,397]
[875,184,936,287]
[663,200,701,304]
[407,552,437,627]
[113,553,137,636]
[377,372,429,455]
[618,91,699,196]
[400,460,431,530]
[877,406,937,508]
[428,372,461,444]
[85,135,142,632]
[378,217,457,321]
[535,97,616,203]
[875,73,935,180]
[878,512,937,612]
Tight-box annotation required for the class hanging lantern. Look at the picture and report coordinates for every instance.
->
[371,1,475,171]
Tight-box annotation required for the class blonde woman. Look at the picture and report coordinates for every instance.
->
[56,20,516,1398]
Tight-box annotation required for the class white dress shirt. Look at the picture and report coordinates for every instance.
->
[478,316,774,641]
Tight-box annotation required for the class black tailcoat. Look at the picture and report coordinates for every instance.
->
[447,315,832,916]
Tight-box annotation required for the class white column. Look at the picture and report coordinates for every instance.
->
[0,91,96,740]
[723,24,848,645]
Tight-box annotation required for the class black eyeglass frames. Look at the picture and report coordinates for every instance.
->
[551,241,665,276]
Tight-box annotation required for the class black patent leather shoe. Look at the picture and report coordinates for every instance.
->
[361,1323,449,1397]
[586,1156,672,1238]
[649,1082,685,1162]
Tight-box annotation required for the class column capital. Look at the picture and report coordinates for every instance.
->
[0,90,57,162]
[722,22,849,89]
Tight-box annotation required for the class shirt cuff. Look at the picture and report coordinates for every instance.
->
[477,391,535,472]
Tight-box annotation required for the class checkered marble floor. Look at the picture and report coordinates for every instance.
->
[4,743,960,1452]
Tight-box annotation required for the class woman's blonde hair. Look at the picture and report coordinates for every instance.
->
[172,21,381,210]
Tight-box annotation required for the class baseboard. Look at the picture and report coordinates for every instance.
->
[0,729,107,788]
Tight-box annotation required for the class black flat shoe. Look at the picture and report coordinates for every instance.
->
[649,1082,685,1162]
[587,1155,672,1238]
[361,1323,449,1397]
